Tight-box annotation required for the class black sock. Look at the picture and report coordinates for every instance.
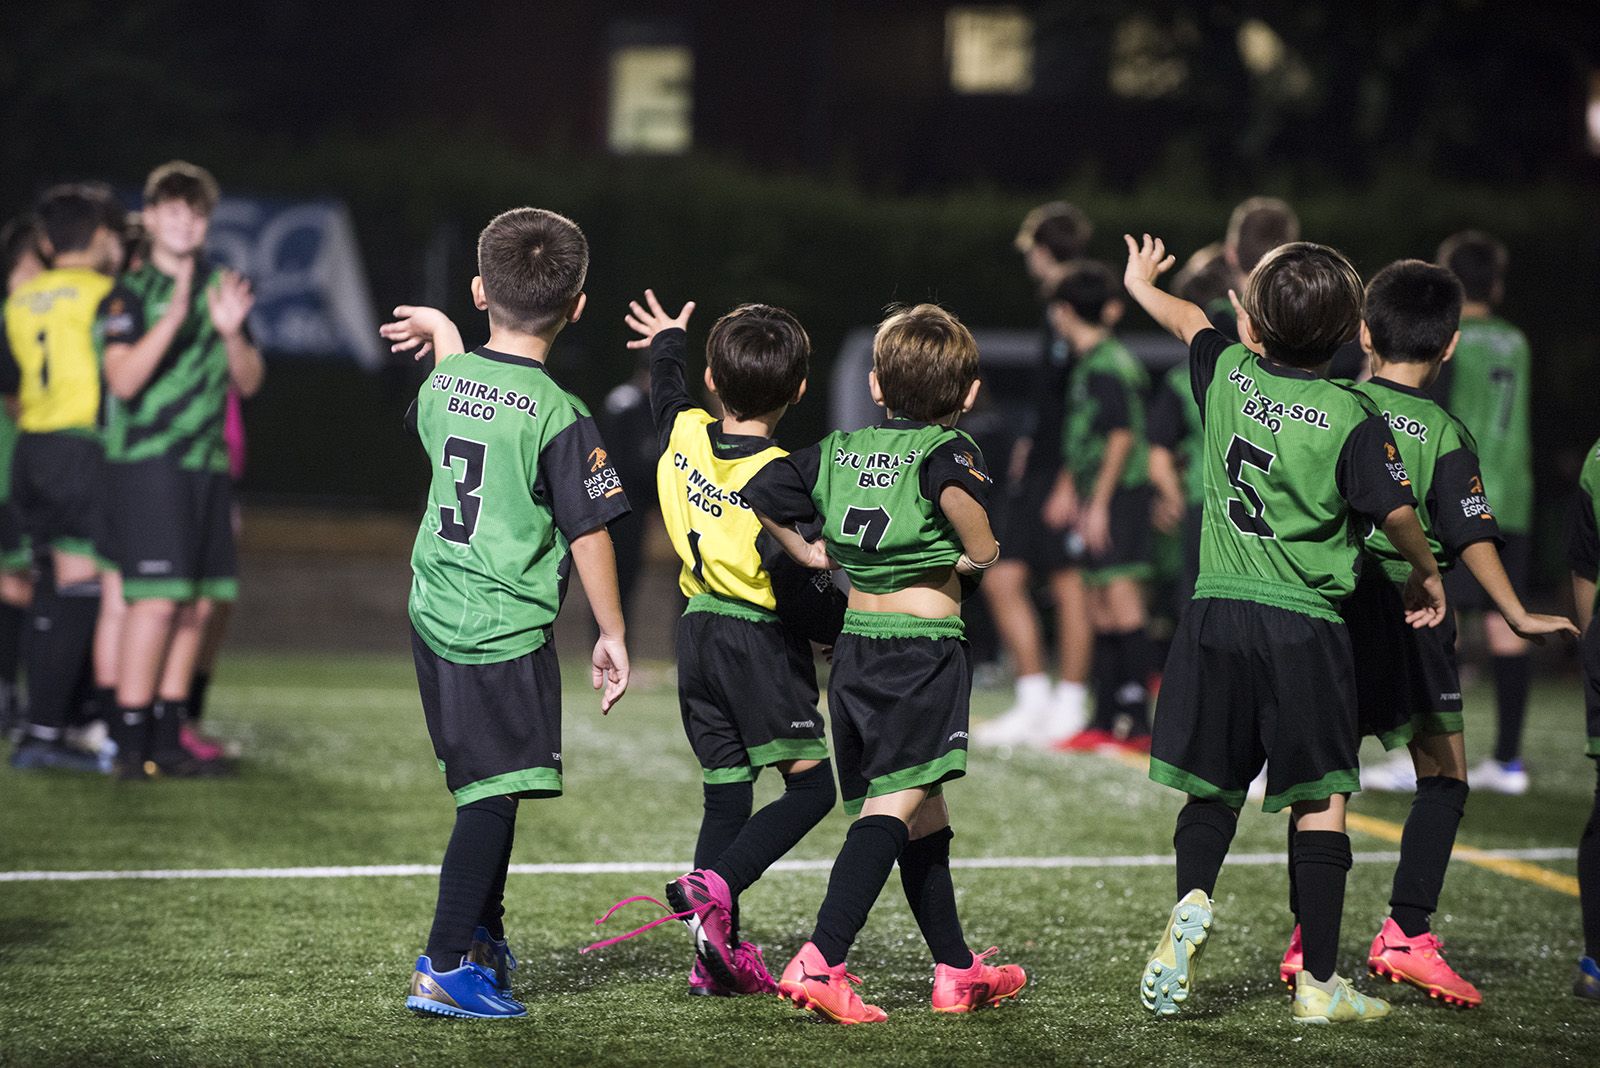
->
[1174,798,1237,898]
[190,671,213,724]
[1491,655,1531,763]
[111,704,152,762]
[696,780,753,941]
[899,826,973,968]
[810,814,908,967]
[1294,830,1353,982]
[0,601,22,688]
[1389,776,1469,937]
[1581,764,1600,960]
[477,803,519,942]
[1109,627,1152,736]
[714,762,835,895]
[24,580,98,737]
[426,795,518,970]
[1090,633,1118,731]
[149,699,190,757]
[1286,816,1299,919]
[91,686,117,726]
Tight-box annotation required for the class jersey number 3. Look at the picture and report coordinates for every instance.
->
[1225,434,1276,539]
[438,436,487,545]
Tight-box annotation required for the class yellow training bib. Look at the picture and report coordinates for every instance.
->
[4,267,113,433]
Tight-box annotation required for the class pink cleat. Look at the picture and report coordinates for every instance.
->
[687,958,730,997]
[179,725,225,763]
[728,942,779,995]
[931,946,1027,1013]
[580,869,740,989]
[778,941,887,1024]
[1367,917,1482,1008]
[1280,924,1304,990]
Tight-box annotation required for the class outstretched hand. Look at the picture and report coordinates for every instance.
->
[624,289,695,349]
[381,306,459,362]
[1507,611,1581,645]
[1123,233,1177,290]
[208,269,255,338]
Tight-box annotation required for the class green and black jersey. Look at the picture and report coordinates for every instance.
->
[1351,377,1501,583]
[1060,336,1149,495]
[1569,437,1600,618]
[1148,362,1203,501]
[1188,329,1415,621]
[741,420,992,595]
[97,261,234,474]
[1441,316,1532,533]
[408,347,630,664]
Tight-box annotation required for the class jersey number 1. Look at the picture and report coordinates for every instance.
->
[1225,434,1276,538]
[438,436,487,545]
[841,506,891,551]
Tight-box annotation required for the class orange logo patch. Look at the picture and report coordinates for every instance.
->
[1469,475,1484,495]
[588,447,609,473]
[1385,442,1398,461]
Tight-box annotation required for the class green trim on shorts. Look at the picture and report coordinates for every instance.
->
[121,577,201,602]
[1415,711,1463,736]
[683,592,779,624]
[50,536,99,560]
[1377,723,1415,752]
[199,578,239,602]
[746,737,829,767]
[1589,738,1600,758]
[1193,573,1343,624]
[453,767,563,806]
[1263,768,1361,814]
[1148,757,1245,809]
[841,609,964,641]
[0,547,31,572]
[1081,562,1153,588]
[703,765,758,785]
[841,751,966,815]
[436,758,447,773]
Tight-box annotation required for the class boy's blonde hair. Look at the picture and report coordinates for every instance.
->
[143,161,220,215]
[872,304,979,422]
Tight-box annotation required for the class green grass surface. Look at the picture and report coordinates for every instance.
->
[2,652,1597,1065]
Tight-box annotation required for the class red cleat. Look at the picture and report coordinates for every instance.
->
[777,942,887,1024]
[1280,924,1304,990]
[1367,917,1482,1008]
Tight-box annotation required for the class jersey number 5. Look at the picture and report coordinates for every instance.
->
[1225,434,1276,539]
[438,436,487,545]
[841,506,891,551]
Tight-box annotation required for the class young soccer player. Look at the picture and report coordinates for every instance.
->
[2,186,124,771]
[1569,435,1600,1002]
[1420,231,1537,795]
[397,207,632,1019]
[582,291,844,997]
[1275,260,1575,1008]
[98,161,263,779]
[1041,262,1154,751]
[741,304,1026,1024]
[1122,234,1446,1024]
[0,214,44,738]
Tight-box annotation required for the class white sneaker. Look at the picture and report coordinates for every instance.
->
[1038,681,1088,747]
[973,674,1053,748]
[1361,753,1418,793]
[1470,758,1529,796]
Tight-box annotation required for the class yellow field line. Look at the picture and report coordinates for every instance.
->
[1098,748,1579,897]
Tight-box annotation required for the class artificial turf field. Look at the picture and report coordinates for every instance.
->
[2,651,1597,1066]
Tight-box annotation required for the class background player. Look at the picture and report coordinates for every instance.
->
[744,303,1025,1025]
[1569,435,1600,1003]
[399,207,632,1019]
[0,214,44,738]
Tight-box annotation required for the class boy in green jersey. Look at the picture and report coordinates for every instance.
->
[1431,231,1537,794]
[395,208,631,1019]
[1041,262,1154,751]
[743,304,1025,1023]
[1123,234,1447,1024]
[1567,436,1600,1001]
[98,162,263,778]
[1275,260,1575,1008]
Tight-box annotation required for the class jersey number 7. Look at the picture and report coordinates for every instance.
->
[841,506,891,551]
[438,436,487,545]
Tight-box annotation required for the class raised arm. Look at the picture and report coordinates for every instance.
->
[209,270,264,397]
[1122,234,1212,345]
[1458,541,1578,642]
[380,305,466,365]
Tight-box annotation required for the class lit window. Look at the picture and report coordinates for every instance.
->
[1109,16,1188,99]
[1589,71,1600,155]
[947,6,1034,94]
[609,45,693,154]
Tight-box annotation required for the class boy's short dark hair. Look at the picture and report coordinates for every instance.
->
[872,304,980,422]
[706,304,810,420]
[0,213,42,278]
[1435,230,1506,304]
[1363,260,1463,365]
[1227,196,1300,274]
[143,160,221,215]
[1242,242,1364,369]
[477,208,588,335]
[35,185,105,255]
[1015,201,1093,262]
[1049,260,1120,324]
[1174,243,1232,307]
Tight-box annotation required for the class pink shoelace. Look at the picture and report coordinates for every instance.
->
[580,894,699,954]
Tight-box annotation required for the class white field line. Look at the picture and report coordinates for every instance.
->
[0,847,1574,883]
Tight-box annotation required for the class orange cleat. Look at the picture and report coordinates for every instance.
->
[777,942,888,1024]
[1280,924,1304,990]
[1367,917,1482,1008]
[931,946,1027,1013]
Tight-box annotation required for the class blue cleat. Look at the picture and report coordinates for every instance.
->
[406,956,527,1018]
[1575,957,1600,1003]
[10,739,106,774]
[467,926,518,995]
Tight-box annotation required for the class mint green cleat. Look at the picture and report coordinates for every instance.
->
[1140,888,1212,1016]
[1291,971,1391,1024]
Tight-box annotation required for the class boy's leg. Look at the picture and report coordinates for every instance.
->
[426,794,519,969]
[15,550,102,770]
[709,758,835,913]
[1485,612,1531,765]
[898,794,971,968]
[1582,762,1600,965]
[1389,732,1470,937]
[974,560,1054,744]
[1290,794,1352,984]
[1050,567,1095,744]
[92,568,125,721]
[189,598,232,725]
[1174,795,1238,898]
[113,597,182,774]
[1098,576,1152,741]
[810,789,920,966]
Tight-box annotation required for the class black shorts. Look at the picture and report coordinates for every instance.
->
[0,501,28,572]
[1151,597,1360,813]
[109,458,238,602]
[829,611,970,815]
[1583,620,1600,759]
[678,599,829,784]
[1445,532,1529,613]
[11,432,104,562]
[993,470,1069,573]
[1062,484,1153,587]
[412,625,563,806]
[1343,566,1463,749]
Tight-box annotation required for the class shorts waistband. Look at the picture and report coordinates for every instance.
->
[841,609,964,640]
[1192,573,1342,624]
[683,593,779,624]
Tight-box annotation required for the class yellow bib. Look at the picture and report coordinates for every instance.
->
[4,267,113,434]
[657,409,786,609]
